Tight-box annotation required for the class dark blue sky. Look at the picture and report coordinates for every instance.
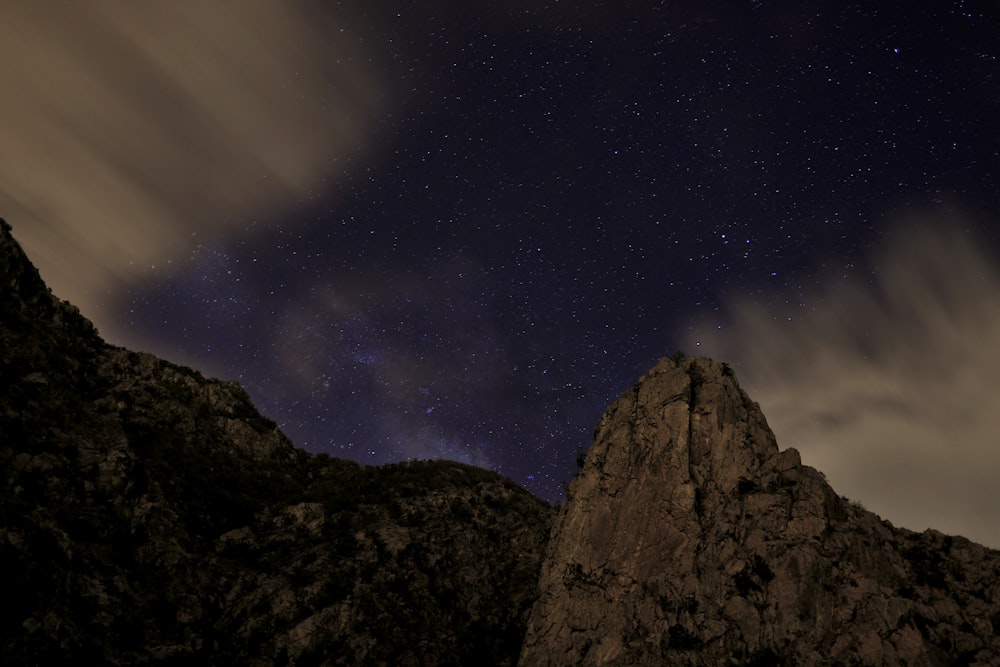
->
[5,1,999,526]
[114,1,1000,503]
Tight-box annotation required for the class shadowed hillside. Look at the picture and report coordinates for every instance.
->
[0,218,554,665]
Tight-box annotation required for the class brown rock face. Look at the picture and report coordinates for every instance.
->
[521,357,1000,666]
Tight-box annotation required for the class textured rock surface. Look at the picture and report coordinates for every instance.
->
[0,218,554,665]
[521,356,1000,666]
[5,214,1000,665]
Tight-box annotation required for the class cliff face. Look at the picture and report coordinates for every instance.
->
[521,357,1000,666]
[5,215,1000,666]
[0,218,554,665]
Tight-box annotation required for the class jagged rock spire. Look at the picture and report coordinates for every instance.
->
[521,357,1000,666]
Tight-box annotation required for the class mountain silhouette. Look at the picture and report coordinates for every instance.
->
[2,218,997,665]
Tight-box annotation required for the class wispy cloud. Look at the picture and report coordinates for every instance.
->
[685,214,1000,548]
[0,1,382,331]
[262,254,510,472]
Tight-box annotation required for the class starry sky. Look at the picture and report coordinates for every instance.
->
[3,1,1000,547]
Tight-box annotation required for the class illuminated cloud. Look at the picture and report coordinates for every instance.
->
[685,215,1000,548]
[0,1,382,332]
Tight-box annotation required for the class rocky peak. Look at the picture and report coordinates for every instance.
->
[521,356,1000,666]
[0,217,99,348]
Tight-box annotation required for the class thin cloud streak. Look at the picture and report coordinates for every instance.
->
[686,216,1000,548]
[0,1,382,334]
[264,255,511,471]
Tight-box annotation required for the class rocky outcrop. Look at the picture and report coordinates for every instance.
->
[5,215,1000,665]
[0,218,554,665]
[521,357,1000,666]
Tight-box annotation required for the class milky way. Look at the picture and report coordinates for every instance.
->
[3,1,1000,546]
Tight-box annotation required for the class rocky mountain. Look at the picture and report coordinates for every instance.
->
[3,216,999,666]
[520,356,1000,666]
[0,217,554,665]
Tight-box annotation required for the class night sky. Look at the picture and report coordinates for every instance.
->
[3,1,1000,547]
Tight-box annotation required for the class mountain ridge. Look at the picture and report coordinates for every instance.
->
[2,218,998,665]
[1,218,554,665]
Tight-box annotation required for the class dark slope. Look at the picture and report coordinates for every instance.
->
[0,218,554,665]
